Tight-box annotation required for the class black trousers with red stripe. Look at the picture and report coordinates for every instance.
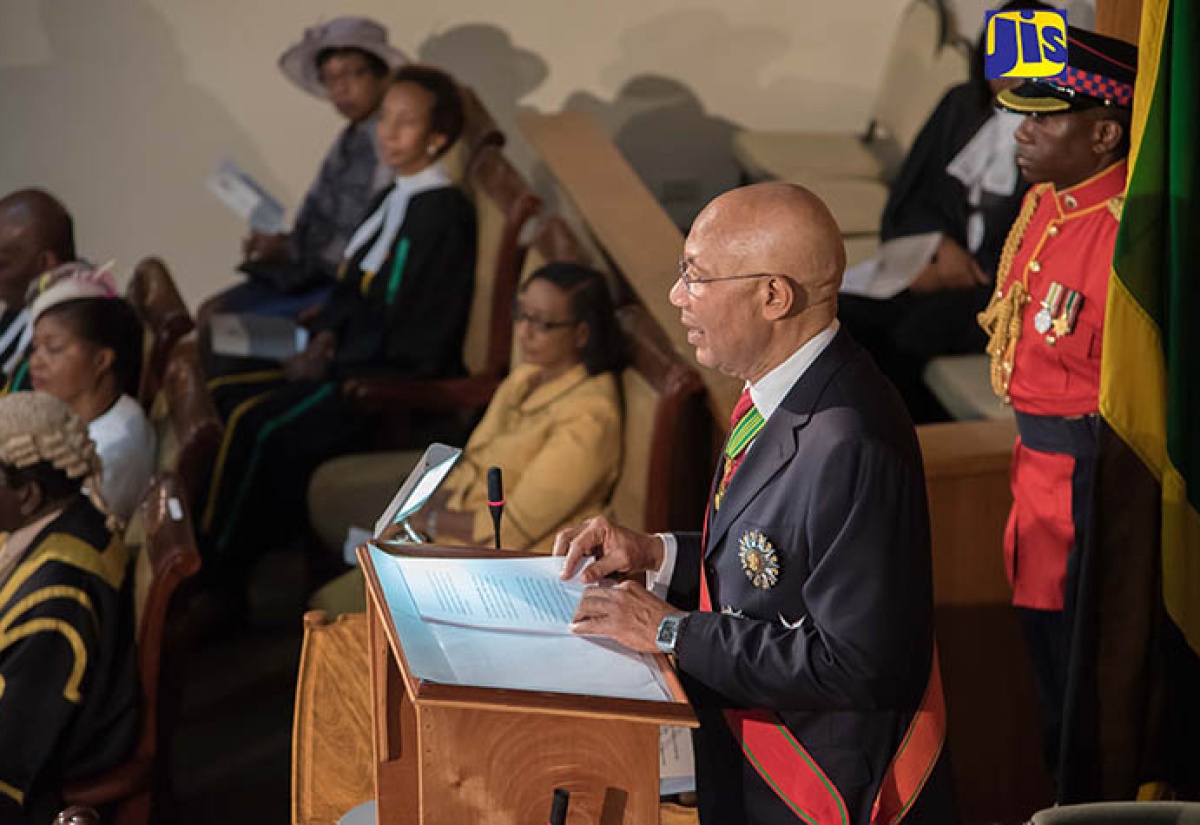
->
[1012,411,1101,783]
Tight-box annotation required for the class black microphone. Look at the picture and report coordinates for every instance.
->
[547,787,570,825]
[487,467,504,550]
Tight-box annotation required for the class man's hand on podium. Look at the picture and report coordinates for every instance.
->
[569,580,681,654]
[554,516,664,584]
[555,516,678,653]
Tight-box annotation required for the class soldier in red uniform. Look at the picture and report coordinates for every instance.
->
[978,25,1138,776]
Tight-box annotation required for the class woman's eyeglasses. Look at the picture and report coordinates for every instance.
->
[511,304,579,334]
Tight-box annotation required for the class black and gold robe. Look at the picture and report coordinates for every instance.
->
[0,497,137,824]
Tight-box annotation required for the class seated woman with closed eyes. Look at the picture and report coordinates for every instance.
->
[307,263,626,612]
[25,264,155,523]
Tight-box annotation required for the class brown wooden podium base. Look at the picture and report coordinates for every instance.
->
[364,552,693,825]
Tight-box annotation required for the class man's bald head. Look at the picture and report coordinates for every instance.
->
[0,189,75,262]
[692,182,846,308]
[673,183,847,384]
[0,189,76,310]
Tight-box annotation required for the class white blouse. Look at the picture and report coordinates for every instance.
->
[88,394,156,522]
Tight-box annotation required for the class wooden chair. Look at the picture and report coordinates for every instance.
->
[342,144,541,445]
[64,473,203,824]
[519,109,741,418]
[150,337,223,505]
[127,258,195,410]
[291,611,372,825]
[437,85,506,186]
[461,85,505,157]
[611,304,709,534]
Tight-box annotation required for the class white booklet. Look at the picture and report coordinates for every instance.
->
[392,555,584,634]
[659,725,697,795]
[206,159,287,233]
[840,232,942,299]
[209,312,309,361]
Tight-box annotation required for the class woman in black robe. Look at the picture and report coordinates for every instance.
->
[200,65,476,574]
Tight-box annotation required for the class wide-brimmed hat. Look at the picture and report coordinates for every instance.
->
[279,16,409,99]
[997,26,1137,114]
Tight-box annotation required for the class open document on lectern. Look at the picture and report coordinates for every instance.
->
[393,555,583,634]
[368,545,673,702]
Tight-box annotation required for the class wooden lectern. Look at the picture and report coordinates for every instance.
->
[360,543,697,825]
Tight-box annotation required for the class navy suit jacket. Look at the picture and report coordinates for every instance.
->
[669,329,956,824]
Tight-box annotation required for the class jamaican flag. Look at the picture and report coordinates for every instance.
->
[1059,0,1200,802]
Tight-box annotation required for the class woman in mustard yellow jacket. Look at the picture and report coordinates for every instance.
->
[307,262,625,566]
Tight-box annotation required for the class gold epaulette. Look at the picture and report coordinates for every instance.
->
[1107,195,1125,221]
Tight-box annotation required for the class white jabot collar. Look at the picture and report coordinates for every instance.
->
[343,163,452,274]
[748,320,839,422]
[946,110,1023,252]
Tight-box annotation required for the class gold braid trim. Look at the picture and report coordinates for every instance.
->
[0,617,88,702]
[978,185,1046,402]
[0,777,23,805]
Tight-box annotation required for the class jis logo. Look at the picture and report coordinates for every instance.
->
[984,9,1068,79]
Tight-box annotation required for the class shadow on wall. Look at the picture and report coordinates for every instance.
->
[566,75,738,232]
[418,24,548,191]
[0,0,275,301]
[574,8,890,230]
[418,10,872,233]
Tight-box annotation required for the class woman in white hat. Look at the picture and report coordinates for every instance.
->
[200,16,410,328]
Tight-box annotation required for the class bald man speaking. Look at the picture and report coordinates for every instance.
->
[557,183,955,824]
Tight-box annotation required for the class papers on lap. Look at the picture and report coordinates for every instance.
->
[840,232,942,299]
[370,545,673,702]
[209,312,309,361]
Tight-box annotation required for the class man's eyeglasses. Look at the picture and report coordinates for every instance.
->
[676,257,777,296]
[511,304,579,334]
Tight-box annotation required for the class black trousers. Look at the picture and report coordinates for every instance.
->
[200,372,366,576]
[1012,412,1101,785]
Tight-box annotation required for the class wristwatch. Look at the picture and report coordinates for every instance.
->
[656,613,687,655]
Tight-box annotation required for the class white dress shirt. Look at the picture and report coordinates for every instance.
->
[648,321,840,598]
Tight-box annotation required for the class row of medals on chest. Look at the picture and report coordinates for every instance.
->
[1020,216,1083,347]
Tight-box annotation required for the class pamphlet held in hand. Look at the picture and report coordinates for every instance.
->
[206,159,286,234]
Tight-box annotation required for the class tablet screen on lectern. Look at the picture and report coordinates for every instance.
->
[373,443,461,537]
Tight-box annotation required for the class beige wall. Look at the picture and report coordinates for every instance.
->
[0,0,1088,308]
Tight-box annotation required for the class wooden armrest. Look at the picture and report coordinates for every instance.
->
[63,758,152,805]
[342,374,503,414]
